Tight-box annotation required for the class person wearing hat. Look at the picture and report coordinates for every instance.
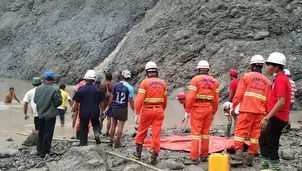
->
[72,70,106,146]
[259,52,291,171]
[106,70,135,148]
[223,69,239,137]
[228,69,239,102]
[34,72,62,158]
[23,77,42,137]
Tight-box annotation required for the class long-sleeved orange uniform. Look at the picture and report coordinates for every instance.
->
[232,72,271,154]
[185,74,219,160]
[135,77,167,154]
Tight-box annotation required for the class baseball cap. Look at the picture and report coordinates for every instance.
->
[122,70,131,78]
[32,77,42,84]
[228,69,238,76]
[44,72,55,79]
[176,92,186,100]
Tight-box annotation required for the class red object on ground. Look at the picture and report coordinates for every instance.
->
[142,135,250,154]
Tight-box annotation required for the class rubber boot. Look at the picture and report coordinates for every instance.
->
[184,159,200,165]
[132,144,143,160]
[150,152,158,165]
[261,156,270,169]
[231,149,243,161]
[270,159,281,171]
[245,153,255,167]
[76,131,80,140]
[200,156,208,162]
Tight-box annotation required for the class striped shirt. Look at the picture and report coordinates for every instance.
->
[290,79,296,103]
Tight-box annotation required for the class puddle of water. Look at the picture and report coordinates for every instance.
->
[0,79,301,147]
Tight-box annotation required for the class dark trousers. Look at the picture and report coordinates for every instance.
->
[58,109,66,124]
[37,117,56,155]
[259,116,287,160]
[80,118,100,145]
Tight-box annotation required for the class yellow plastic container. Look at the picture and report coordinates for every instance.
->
[208,153,230,171]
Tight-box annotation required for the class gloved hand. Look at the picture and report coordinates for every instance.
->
[134,114,139,124]
[184,112,190,121]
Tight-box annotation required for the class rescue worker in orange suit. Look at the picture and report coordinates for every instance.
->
[184,60,219,165]
[132,61,167,165]
[231,55,271,167]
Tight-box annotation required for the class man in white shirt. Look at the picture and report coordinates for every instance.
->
[23,77,42,136]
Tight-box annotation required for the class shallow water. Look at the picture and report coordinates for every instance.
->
[0,78,301,147]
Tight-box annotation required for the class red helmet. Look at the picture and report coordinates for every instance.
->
[177,92,186,100]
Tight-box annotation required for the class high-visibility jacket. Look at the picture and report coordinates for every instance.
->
[232,72,271,114]
[135,77,167,114]
[185,74,219,113]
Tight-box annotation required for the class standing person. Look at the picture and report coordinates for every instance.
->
[284,69,296,130]
[184,60,219,165]
[231,55,271,166]
[100,73,114,136]
[259,52,291,171]
[34,72,62,158]
[132,61,167,165]
[57,83,73,127]
[107,70,135,147]
[177,92,190,121]
[4,87,21,104]
[72,70,105,146]
[23,77,42,136]
[224,69,239,137]
[72,78,86,139]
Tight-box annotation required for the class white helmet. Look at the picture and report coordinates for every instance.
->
[266,52,286,66]
[284,69,290,76]
[197,60,210,69]
[250,55,265,65]
[83,70,96,80]
[145,61,158,71]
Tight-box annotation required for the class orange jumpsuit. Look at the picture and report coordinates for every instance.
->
[135,77,167,155]
[232,72,270,154]
[185,74,219,160]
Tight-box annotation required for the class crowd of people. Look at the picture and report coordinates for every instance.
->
[17,51,295,171]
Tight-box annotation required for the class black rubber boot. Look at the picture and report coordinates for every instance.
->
[231,149,243,161]
[132,144,143,160]
[76,131,80,140]
[245,153,255,167]
[150,152,158,165]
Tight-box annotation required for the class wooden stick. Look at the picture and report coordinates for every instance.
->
[8,131,29,136]
[105,151,164,171]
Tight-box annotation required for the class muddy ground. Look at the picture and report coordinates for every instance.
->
[1,123,302,171]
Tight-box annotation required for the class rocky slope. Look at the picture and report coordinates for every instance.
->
[0,0,302,104]
[1,124,302,171]
[103,0,302,103]
[0,0,158,81]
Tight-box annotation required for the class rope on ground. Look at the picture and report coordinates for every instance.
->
[105,151,164,171]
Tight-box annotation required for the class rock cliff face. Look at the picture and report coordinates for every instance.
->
[0,0,158,81]
[0,0,302,104]
[103,0,302,104]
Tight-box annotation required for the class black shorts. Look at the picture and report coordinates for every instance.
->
[34,117,39,130]
[112,107,128,121]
